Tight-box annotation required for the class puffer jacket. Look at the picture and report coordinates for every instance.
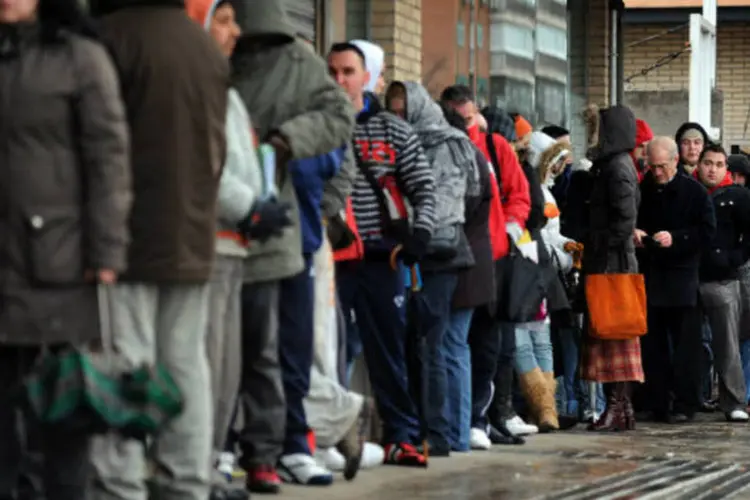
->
[0,24,131,345]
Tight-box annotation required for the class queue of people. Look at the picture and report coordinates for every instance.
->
[3,0,750,499]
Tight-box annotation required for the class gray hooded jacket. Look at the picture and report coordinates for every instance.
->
[230,0,355,283]
[401,82,471,229]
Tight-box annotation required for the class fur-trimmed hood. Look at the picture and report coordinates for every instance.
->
[528,131,571,185]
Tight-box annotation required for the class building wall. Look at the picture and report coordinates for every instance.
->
[623,22,750,146]
[422,0,491,101]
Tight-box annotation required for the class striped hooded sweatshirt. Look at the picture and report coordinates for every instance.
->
[351,93,437,251]
[186,0,263,257]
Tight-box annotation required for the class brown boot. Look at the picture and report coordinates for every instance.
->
[588,383,628,432]
[519,368,559,433]
[543,372,577,430]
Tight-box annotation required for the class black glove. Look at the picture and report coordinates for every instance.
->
[327,213,356,251]
[237,198,292,243]
[400,228,431,266]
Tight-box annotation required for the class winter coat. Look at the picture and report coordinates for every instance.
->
[698,174,750,283]
[453,148,495,310]
[399,81,474,271]
[638,172,715,307]
[0,25,131,345]
[97,1,229,283]
[583,105,640,276]
[468,124,531,259]
[560,159,593,243]
[231,0,354,283]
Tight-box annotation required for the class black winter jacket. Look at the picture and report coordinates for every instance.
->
[700,184,750,283]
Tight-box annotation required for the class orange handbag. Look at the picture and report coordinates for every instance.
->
[585,273,648,340]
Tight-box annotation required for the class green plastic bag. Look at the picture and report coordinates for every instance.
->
[22,286,184,439]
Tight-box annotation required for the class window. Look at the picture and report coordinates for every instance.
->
[457,22,466,48]
[490,76,534,117]
[477,25,484,48]
[470,22,475,49]
[490,23,534,59]
[536,79,567,127]
[536,24,567,59]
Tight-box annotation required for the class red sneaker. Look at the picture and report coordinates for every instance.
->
[246,464,281,494]
[383,443,427,467]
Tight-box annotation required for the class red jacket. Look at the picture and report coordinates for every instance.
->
[468,124,531,259]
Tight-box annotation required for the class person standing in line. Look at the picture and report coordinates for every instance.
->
[0,0,131,497]
[88,0,229,498]
[229,0,355,487]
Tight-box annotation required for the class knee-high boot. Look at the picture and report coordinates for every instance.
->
[519,368,559,433]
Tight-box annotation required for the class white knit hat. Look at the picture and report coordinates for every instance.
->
[351,40,384,92]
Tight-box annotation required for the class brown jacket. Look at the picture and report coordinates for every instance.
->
[98,4,229,282]
[0,26,131,345]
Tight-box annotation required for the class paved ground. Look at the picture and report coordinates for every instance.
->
[273,414,750,499]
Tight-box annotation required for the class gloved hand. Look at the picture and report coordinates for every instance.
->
[237,198,292,243]
[400,228,431,266]
[505,221,524,244]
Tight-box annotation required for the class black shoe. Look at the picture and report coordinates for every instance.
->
[415,443,450,457]
[558,415,579,430]
[700,400,718,412]
[489,425,525,445]
[672,412,695,424]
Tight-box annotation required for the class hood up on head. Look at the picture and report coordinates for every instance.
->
[528,131,570,184]
[90,0,183,16]
[394,81,464,147]
[351,40,384,93]
[481,106,517,142]
[231,0,294,41]
[675,121,709,145]
[585,104,636,160]
[186,0,220,28]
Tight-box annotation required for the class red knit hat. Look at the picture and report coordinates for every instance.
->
[635,119,654,148]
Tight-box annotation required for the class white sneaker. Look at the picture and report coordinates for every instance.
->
[505,416,539,436]
[215,451,235,480]
[278,453,333,486]
[727,409,749,422]
[469,428,491,450]
[315,443,385,471]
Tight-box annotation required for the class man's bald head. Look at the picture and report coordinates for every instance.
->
[647,136,679,184]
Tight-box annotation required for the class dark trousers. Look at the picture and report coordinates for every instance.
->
[278,255,315,455]
[338,260,420,444]
[413,271,458,451]
[494,322,521,422]
[642,305,704,416]
[237,281,286,467]
[468,306,501,429]
[0,346,91,500]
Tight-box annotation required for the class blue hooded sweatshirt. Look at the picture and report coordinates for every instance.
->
[289,148,345,254]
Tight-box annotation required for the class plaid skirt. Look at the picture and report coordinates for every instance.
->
[580,336,645,383]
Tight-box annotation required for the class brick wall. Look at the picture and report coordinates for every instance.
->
[371,0,423,82]
[624,22,750,146]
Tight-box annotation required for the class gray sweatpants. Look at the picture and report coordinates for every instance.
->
[700,280,747,412]
[205,256,244,452]
[90,283,212,500]
[304,239,362,448]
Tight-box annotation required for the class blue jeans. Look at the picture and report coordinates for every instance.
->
[741,339,750,403]
[514,323,553,374]
[337,260,420,444]
[413,272,459,451]
[442,308,474,451]
[557,327,605,416]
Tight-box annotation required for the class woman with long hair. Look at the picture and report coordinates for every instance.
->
[0,0,130,498]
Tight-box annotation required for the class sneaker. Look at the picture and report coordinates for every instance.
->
[469,428,491,450]
[383,443,427,467]
[315,443,385,472]
[727,409,749,422]
[209,485,249,500]
[246,464,282,494]
[505,416,539,436]
[277,454,333,486]
[215,452,236,482]
[335,397,373,481]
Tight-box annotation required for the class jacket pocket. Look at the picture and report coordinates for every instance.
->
[25,208,84,286]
